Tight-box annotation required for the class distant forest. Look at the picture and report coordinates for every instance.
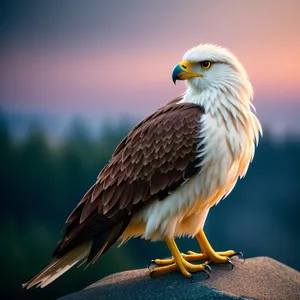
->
[0,113,299,300]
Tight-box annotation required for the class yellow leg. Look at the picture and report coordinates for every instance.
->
[150,237,209,278]
[154,229,240,266]
[186,229,237,263]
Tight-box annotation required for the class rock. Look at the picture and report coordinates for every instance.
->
[59,257,300,300]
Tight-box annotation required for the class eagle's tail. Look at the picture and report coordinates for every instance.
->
[22,241,92,289]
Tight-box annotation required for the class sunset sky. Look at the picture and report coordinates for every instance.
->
[1,0,300,135]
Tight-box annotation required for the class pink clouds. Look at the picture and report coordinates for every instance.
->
[1,0,300,118]
[0,45,180,114]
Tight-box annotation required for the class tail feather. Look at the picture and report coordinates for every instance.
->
[23,218,132,289]
[22,241,92,289]
[87,218,131,264]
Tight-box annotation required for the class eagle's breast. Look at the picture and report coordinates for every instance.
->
[133,103,256,241]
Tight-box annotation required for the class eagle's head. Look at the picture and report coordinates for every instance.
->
[172,44,253,102]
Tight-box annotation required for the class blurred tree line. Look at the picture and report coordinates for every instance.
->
[0,112,299,300]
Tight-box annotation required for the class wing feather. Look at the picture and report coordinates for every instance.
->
[53,100,204,263]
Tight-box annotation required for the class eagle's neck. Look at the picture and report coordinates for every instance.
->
[181,84,261,146]
[182,85,252,126]
[180,85,262,198]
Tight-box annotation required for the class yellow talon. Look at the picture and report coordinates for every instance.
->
[153,249,236,266]
[150,229,240,278]
[150,263,179,277]
[194,229,238,264]
[150,238,208,278]
[152,229,240,268]
[182,250,236,263]
[182,230,239,264]
[153,257,175,265]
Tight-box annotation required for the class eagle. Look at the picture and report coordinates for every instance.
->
[23,44,262,288]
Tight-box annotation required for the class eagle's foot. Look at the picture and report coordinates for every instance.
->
[150,254,211,278]
[152,250,241,265]
[183,249,239,264]
[189,230,244,267]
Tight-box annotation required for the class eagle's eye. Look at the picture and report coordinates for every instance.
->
[200,61,212,70]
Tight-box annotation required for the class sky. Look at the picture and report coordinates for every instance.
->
[1,0,300,135]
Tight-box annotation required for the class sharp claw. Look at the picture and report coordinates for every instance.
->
[202,266,211,279]
[232,251,244,259]
[148,260,157,271]
[234,251,245,263]
[204,264,212,272]
[190,275,194,283]
[226,257,234,270]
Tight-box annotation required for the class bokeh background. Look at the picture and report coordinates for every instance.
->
[1,0,300,299]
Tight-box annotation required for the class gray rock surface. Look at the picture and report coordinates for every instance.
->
[59,257,300,300]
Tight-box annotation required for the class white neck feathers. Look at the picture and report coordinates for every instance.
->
[180,80,262,197]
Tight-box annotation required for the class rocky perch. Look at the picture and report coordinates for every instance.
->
[59,257,300,300]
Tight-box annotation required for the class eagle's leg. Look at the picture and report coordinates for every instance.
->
[150,237,209,278]
[182,229,239,264]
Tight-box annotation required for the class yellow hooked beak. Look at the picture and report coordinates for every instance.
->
[172,61,203,84]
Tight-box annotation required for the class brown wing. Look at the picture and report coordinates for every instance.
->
[53,101,204,263]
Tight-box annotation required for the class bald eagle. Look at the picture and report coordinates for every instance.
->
[23,44,262,288]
